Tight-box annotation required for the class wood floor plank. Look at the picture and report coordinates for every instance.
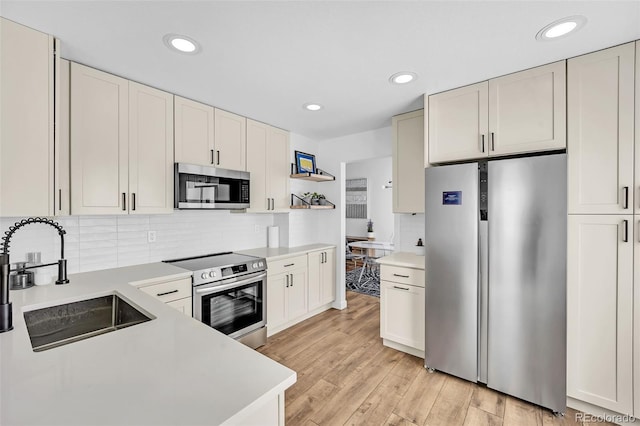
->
[470,385,506,418]
[384,413,419,426]
[392,369,446,425]
[503,396,544,426]
[309,346,404,425]
[344,370,413,426]
[424,375,475,426]
[285,379,337,425]
[464,405,503,426]
[258,291,594,426]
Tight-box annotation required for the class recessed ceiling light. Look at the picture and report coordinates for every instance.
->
[389,72,418,85]
[303,103,323,111]
[163,34,201,54]
[536,16,587,41]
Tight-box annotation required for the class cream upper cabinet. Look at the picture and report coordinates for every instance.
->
[246,119,290,212]
[488,61,566,156]
[214,108,246,171]
[71,63,174,215]
[393,110,425,213]
[428,62,566,164]
[0,18,56,217]
[56,59,71,215]
[71,63,129,215]
[567,215,633,414]
[267,126,290,210]
[174,96,214,166]
[128,82,174,214]
[428,82,488,163]
[568,43,635,215]
[308,248,336,311]
[636,42,640,215]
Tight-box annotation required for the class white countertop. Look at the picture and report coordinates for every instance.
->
[0,262,296,426]
[376,252,425,270]
[238,243,335,261]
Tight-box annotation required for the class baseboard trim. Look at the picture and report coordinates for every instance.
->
[267,302,335,337]
[383,339,424,359]
[567,397,638,424]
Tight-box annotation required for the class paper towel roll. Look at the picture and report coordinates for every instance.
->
[268,226,280,248]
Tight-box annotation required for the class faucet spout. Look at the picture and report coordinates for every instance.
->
[1,217,70,333]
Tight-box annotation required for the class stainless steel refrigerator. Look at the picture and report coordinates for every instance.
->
[424,153,566,413]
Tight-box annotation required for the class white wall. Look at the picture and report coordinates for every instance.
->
[316,126,393,308]
[345,156,393,241]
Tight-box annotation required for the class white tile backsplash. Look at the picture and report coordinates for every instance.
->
[394,213,425,253]
[0,210,276,274]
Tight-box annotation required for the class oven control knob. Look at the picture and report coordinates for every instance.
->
[209,271,216,278]
[201,272,208,280]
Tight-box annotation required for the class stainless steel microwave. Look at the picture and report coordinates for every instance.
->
[174,163,250,209]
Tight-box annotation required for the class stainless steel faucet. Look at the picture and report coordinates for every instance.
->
[0,217,70,333]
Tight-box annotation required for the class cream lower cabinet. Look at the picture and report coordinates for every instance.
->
[267,264,308,335]
[71,63,173,215]
[380,265,425,358]
[137,277,192,317]
[0,18,57,216]
[308,248,336,310]
[392,110,425,213]
[246,120,290,212]
[567,215,634,415]
[428,61,566,164]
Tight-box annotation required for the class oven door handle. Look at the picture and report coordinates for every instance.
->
[194,272,267,295]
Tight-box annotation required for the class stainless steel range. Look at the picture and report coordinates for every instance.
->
[164,252,267,349]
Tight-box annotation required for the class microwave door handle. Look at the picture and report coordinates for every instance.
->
[195,272,267,295]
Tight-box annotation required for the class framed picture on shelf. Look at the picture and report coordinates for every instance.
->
[294,151,317,174]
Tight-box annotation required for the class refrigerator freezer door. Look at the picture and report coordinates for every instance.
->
[425,163,479,382]
[487,154,567,413]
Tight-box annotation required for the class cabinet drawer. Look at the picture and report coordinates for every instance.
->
[380,265,425,287]
[140,277,192,303]
[268,255,307,276]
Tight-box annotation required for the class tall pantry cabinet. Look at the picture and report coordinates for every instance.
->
[566,41,638,416]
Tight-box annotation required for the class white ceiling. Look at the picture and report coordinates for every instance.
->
[2,1,639,140]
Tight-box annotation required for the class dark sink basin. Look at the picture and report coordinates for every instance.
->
[23,293,154,352]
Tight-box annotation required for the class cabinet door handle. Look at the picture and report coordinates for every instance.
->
[211,149,215,165]
[216,150,220,165]
[284,263,294,267]
[58,189,62,211]
[623,220,629,242]
[122,193,126,211]
[271,198,275,210]
[393,286,410,291]
[491,132,495,151]
[290,274,293,287]
[623,186,629,209]
[480,134,485,153]
[132,193,136,211]
[157,289,179,297]
[285,274,289,287]
[393,273,410,278]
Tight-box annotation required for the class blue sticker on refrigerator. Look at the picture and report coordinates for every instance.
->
[442,191,462,205]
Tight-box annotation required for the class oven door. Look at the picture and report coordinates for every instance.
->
[194,272,266,338]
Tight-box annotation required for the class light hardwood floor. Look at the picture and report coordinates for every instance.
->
[258,291,613,426]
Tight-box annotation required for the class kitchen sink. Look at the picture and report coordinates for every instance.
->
[23,293,153,352]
